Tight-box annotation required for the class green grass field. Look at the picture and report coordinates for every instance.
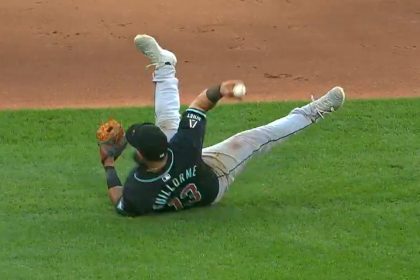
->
[0,99,419,279]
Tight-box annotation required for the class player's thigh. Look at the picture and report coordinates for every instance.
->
[202,156,230,204]
[203,133,259,172]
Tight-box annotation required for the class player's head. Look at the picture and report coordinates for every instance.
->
[126,123,168,162]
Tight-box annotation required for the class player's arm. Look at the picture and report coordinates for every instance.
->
[189,80,244,112]
[102,157,123,205]
[171,80,245,153]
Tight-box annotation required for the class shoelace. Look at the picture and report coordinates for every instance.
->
[311,95,335,119]
[144,50,160,69]
[145,63,158,69]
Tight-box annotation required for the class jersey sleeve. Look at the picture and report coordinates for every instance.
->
[114,184,141,217]
[115,197,130,216]
[114,173,158,216]
[115,195,139,216]
[170,108,207,154]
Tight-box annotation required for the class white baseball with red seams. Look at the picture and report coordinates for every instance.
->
[233,83,246,97]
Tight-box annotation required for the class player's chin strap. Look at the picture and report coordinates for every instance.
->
[310,95,335,119]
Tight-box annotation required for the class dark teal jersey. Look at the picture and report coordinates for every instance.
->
[116,109,219,216]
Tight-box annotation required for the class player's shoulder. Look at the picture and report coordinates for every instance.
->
[125,150,175,186]
[121,167,167,216]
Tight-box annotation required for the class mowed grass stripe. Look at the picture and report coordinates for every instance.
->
[0,99,419,279]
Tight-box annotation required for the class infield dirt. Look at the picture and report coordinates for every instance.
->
[1,0,419,109]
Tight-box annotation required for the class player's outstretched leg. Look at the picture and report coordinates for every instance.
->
[202,86,345,203]
[134,34,180,140]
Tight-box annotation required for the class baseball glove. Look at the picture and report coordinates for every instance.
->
[96,118,127,164]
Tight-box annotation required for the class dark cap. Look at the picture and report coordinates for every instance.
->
[125,123,168,161]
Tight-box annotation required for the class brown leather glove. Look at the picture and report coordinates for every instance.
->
[96,119,127,165]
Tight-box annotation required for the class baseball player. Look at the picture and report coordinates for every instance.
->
[98,34,345,216]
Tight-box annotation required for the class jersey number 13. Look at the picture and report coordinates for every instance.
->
[168,183,202,210]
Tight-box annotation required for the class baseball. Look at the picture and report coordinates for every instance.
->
[233,83,246,97]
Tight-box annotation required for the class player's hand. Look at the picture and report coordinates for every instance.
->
[220,80,246,99]
[100,144,115,167]
[102,157,115,167]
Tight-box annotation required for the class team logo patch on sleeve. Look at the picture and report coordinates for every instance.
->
[189,119,198,128]
[186,111,203,128]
